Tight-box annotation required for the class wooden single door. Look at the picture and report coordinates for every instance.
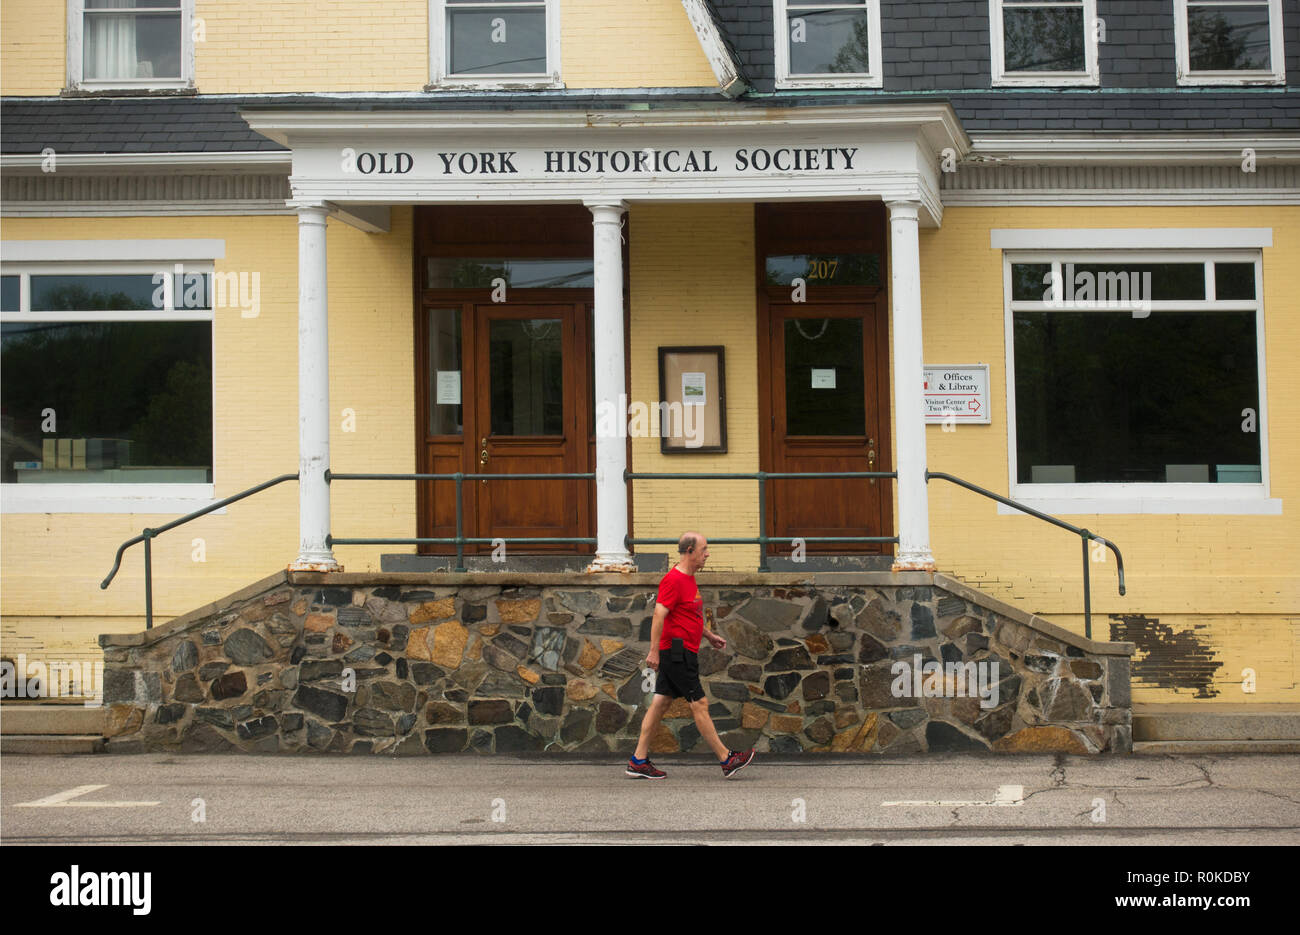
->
[470,303,591,550]
[765,300,889,553]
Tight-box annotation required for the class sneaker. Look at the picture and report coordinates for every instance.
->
[720,748,755,779]
[625,758,667,779]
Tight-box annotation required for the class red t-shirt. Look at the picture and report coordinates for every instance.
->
[657,566,704,652]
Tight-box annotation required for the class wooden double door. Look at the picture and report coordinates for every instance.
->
[760,295,892,554]
[417,298,593,554]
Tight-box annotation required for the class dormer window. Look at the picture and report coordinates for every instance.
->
[990,0,1099,86]
[774,1,882,89]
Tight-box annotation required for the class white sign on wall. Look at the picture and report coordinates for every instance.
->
[923,364,990,424]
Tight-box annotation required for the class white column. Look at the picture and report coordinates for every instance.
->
[585,201,636,572]
[289,202,340,571]
[887,201,935,571]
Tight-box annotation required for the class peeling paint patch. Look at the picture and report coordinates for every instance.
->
[1109,613,1222,699]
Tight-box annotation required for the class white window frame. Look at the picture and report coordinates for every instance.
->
[66,0,196,92]
[429,0,563,90]
[774,0,883,89]
[1174,0,1285,85]
[995,229,1278,516]
[0,240,222,514]
[989,0,1099,87]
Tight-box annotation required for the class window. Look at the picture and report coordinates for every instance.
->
[430,0,562,88]
[1,241,220,513]
[67,0,195,91]
[997,235,1277,515]
[1175,0,1284,84]
[774,0,882,89]
[990,0,1098,86]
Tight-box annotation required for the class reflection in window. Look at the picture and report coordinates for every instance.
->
[784,318,865,436]
[785,2,873,75]
[765,254,880,286]
[427,308,462,436]
[1000,0,1086,72]
[489,319,563,436]
[446,0,547,76]
[0,321,212,484]
[1014,311,1260,484]
[84,0,183,81]
[1188,2,1272,70]
[426,258,593,290]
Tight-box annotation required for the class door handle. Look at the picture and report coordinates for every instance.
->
[479,445,489,485]
[868,437,875,485]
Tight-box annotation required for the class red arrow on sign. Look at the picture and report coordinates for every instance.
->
[968,399,981,413]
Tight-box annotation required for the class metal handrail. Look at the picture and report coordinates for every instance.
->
[927,471,1125,639]
[626,469,899,572]
[100,473,299,629]
[327,471,597,572]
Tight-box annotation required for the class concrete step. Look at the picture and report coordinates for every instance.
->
[1133,739,1300,755]
[1,704,106,736]
[1132,704,1300,742]
[0,734,105,754]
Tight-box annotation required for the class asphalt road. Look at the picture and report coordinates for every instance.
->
[4,752,1299,845]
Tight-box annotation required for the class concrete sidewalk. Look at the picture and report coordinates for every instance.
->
[4,752,1299,845]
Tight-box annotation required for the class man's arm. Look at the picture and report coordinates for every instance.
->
[645,602,668,670]
[702,607,727,650]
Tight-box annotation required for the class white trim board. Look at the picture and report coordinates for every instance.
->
[1,484,223,515]
[991,229,1273,249]
[997,498,1282,516]
[1,239,226,261]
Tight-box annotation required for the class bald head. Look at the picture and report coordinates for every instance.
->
[676,531,709,573]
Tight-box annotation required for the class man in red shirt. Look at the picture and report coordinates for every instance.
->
[625,531,756,779]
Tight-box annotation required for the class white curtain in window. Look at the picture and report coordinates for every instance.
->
[85,1,139,80]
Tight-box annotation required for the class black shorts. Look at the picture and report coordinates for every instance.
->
[654,644,705,702]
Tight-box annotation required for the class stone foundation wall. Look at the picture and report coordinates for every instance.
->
[99,571,1134,755]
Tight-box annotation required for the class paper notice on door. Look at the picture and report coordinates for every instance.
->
[811,368,836,389]
[682,371,706,405]
[436,370,461,405]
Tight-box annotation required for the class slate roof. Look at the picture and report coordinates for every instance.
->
[3,88,1298,157]
[710,0,1300,94]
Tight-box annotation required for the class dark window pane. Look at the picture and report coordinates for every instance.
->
[1189,5,1272,70]
[1215,263,1256,300]
[84,12,181,80]
[1014,311,1259,484]
[489,319,563,435]
[448,9,546,75]
[784,318,865,435]
[787,8,872,75]
[427,307,462,436]
[1063,263,1205,301]
[86,2,181,8]
[425,258,593,289]
[1003,6,1085,71]
[1,276,19,312]
[765,254,880,286]
[31,274,164,311]
[1011,263,1052,301]
[0,321,212,484]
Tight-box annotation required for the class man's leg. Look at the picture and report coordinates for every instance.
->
[633,693,673,760]
[689,696,730,760]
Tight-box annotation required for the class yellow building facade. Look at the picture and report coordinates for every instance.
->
[2,0,1297,707]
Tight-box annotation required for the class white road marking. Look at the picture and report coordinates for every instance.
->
[883,784,1025,807]
[16,784,160,808]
